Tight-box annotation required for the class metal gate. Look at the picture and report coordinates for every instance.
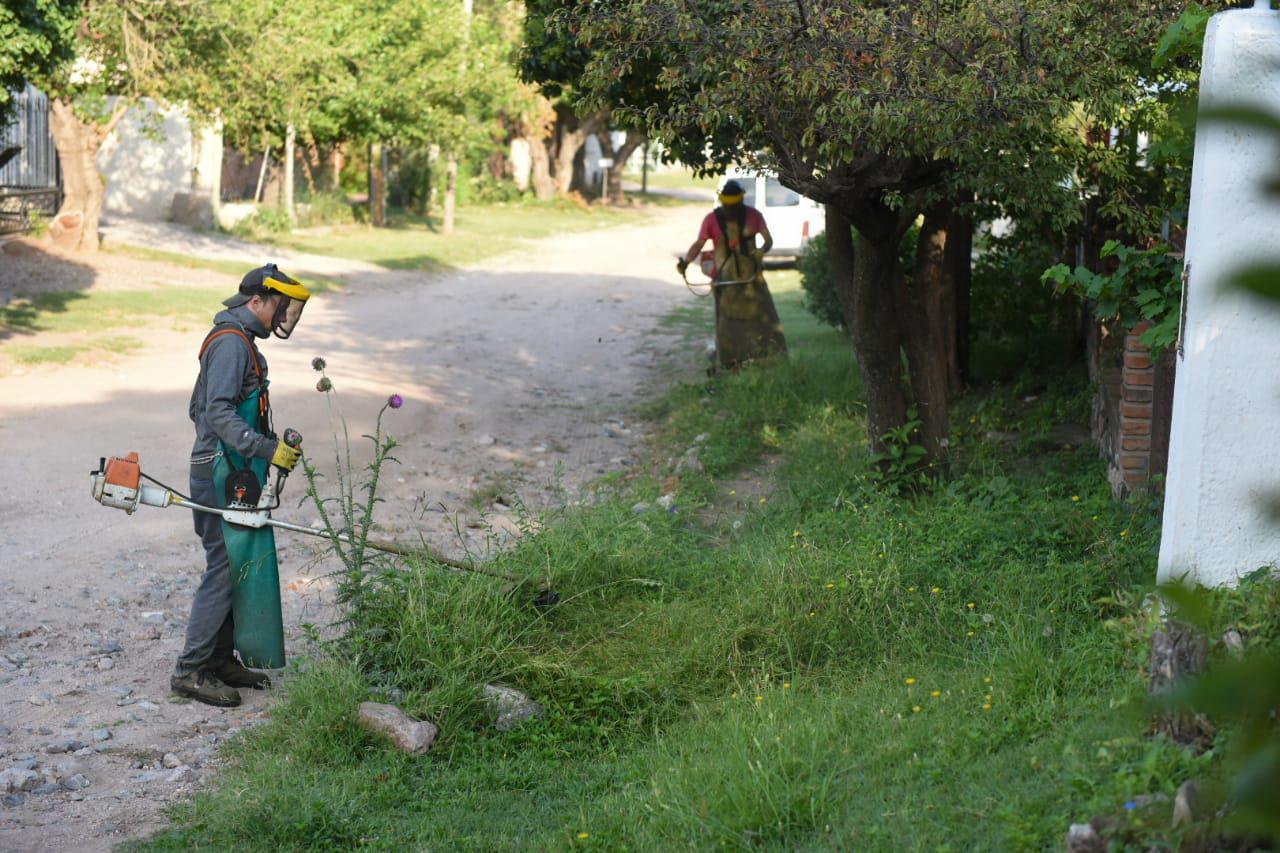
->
[0,84,62,235]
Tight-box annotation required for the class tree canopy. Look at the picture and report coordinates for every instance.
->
[559,0,1188,456]
[0,0,78,126]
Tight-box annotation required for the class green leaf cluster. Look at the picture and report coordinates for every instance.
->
[0,0,77,126]
[1042,241,1184,355]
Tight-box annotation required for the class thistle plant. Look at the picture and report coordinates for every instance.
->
[300,356,403,617]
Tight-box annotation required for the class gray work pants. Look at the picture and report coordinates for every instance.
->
[175,465,235,676]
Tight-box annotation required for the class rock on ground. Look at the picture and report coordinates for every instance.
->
[483,684,544,732]
[356,702,438,755]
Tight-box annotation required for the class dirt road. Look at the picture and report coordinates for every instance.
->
[0,206,703,850]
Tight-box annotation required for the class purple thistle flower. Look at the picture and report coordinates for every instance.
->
[316,377,333,393]
[388,394,404,409]
[311,356,326,372]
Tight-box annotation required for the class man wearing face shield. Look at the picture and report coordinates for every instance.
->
[172,263,310,707]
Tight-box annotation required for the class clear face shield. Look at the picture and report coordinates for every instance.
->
[263,274,311,339]
[270,295,306,339]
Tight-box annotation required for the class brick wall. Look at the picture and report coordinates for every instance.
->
[1119,322,1156,493]
[1105,321,1176,499]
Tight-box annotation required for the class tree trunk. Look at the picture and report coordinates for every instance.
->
[946,206,973,391]
[369,141,386,228]
[604,129,643,204]
[902,201,953,461]
[283,123,296,222]
[443,154,457,234]
[48,98,113,253]
[527,131,555,201]
[554,109,607,195]
[826,204,909,454]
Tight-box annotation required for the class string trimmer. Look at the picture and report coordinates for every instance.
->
[680,250,756,297]
[89,431,559,607]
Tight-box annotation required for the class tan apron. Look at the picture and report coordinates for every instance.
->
[712,212,787,369]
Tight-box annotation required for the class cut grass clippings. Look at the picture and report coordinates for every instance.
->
[142,277,1272,851]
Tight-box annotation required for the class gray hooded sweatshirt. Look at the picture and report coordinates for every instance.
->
[189,305,277,467]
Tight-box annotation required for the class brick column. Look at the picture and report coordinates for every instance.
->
[1119,321,1155,494]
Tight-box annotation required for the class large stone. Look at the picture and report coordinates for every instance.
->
[1066,822,1104,853]
[44,739,86,755]
[60,773,91,791]
[1172,779,1201,828]
[169,191,214,229]
[0,768,40,794]
[356,702,437,755]
[483,684,543,732]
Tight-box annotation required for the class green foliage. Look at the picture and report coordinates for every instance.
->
[230,206,294,238]
[869,407,928,492]
[797,232,843,329]
[1043,241,1183,354]
[300,361,402,618]
[0,0,76,125]
[149,284,1212,851]
[297,191,356,228]
[970,231,1078,381]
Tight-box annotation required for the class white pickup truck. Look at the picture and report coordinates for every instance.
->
[723,169,825,259]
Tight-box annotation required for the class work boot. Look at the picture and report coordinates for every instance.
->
[170,669,241,708]
[211,658,271,690]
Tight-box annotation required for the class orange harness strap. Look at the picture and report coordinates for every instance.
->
[198,326,270,423]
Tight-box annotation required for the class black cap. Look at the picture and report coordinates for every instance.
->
[223,263,288,307]
[721,179,744,196]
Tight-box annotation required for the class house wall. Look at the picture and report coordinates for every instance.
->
[1158,3,1280,587]
[98,99,193,222]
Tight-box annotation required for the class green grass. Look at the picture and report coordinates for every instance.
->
[6,334,142,365]
[104,245,344,293]
[263,199,659,273]
[0,287,226,336]
[143,280,1272,851]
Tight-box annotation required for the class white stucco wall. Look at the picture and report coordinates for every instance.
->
[97,99,193,222]
[1158,1,1280,587]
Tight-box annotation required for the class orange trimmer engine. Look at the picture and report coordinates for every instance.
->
[91,452,142,513]
[90,452,174,514]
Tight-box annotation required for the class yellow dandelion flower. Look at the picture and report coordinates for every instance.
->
[931,586,940,594]
[969,416,976,424]
[825,583,835,589]
[578,833,590,839]
[755,695,764,702]
[982,703,992,711]
[966,602,975,609]
[807,611,815,617]
[983,676,992,684]
[1071,495,1080,502]
[793,530,802,537]
[930,690,941,698]
[907,586,916,592]
[759,498,767,505]
[905,677,916,685]
[966,630,975,637]
[1091,514,1099,520]
[1120,530,1128,537]
[912,705,922,713]
[783,682,791,689]
[985,694,993,702]
[729,489,736,495]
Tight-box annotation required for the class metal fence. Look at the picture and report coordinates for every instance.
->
[1,84,62,235]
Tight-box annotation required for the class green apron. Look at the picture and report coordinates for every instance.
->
[211,383,285,669]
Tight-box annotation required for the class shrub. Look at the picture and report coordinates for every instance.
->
[298,191,356,228]
[797,232,844,329]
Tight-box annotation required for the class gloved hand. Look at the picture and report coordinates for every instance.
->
[271,440,302,472]
[676,257,689,276]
